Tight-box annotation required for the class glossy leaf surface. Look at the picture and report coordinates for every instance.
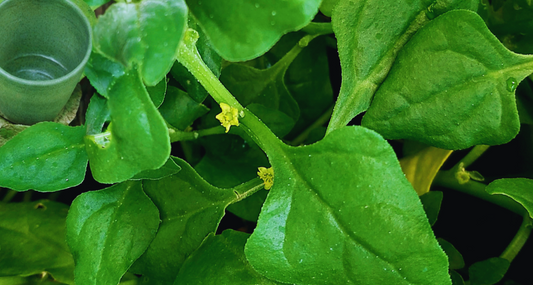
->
[328,0,433,132]
[362,10,533,150]
[0,201,74,284]
[0,123,87,192]
[85,94,110,136]
[146,76,167,108]
[159,86,209,130]
[84,51,125,98]
[175,231,282,284]
[93,0,187,85]
[66,181,160,285]
[132,158,238,285]
[486,178,533,218]
[245,126,450,284]
[85,69,170,184]
[185,0,321,61]
[130,156,181,181]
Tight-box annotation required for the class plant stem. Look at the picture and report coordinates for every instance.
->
[23,191,32,202]
[500,214,533,262]
[231,178,265,204]
[2,189,17,202]
[48,192,60,201]
[289,104,334,146]
[454,145,490,169]
[169,126,226,143]
[176,29,310,155]
[301,22,334,36]
[433,170,526,216]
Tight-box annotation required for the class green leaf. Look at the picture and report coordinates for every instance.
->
[175,230,282,284]
[85,68,171,184]
[400,141,453,195]
[438,238,465,270]
[0,275,65,285]
[450,270,465,285]
[328,0,434,132]
[245,126,450,284]
[468,257,510,285]
[0,201,74,284]
[185,0,321,61]
[66,181,160,285]
[362,10,533,150]
[130,156,181,181]
[84,51,126,98]
[420,191,444,226]
[146,76,167,108]
[132,158,238,285]
[486,178,533,218]
[489,0,533,37]
[158,86,209,130]
[195,134,269,222]
[93,0,187,85]
[85,94,110,136]
[70,0,97,27]
[0,122,87,192]
[84,0,111,10]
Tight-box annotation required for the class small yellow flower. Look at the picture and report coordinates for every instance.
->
[215,103,240,133]
[257,167,274,190]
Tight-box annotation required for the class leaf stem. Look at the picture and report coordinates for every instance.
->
[23,191,32,202]
[2,189,17,202]
[301,22,334,36]
[231,177,265,204]
[500,214,533,262]
[169,126,226,143]
[433,170,526,216]
[289,104,334,146]
[454,145,490,169]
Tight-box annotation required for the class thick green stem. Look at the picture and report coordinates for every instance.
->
[433,170,526,216]
[231,178,266,204]
[301,22,334,36]
[169,126,226,143]
[176,29,309,155]
[454,145,490,169]
[500,215,532,262]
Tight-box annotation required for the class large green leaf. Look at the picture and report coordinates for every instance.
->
[327,0,434,132]
[132,158,238,285]
[362,10,533,150]
[245,126,450,284]
[0,123,87,192]
[185,0,321,61]
[175,230,282,284]
[85,69,170,184]
[0,201,74,284]
[66,181,160,285]
[486,178,533,218]
[93,0,187,85]
[84,51,125,98]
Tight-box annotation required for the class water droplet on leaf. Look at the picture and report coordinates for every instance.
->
[506,77,517,92]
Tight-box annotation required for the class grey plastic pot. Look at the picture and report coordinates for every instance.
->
[0,0,92,125]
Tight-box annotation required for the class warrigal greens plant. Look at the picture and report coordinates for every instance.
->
[1,0,533,284]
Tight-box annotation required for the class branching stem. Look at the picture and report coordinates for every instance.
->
[500,215,533,263]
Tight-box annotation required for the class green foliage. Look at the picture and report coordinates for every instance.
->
[66,181,160,285]
[362,10,533,149]
[2,0,533,284]
[486,178,533,218]
[0,123,87,192]
[0,201,74,284]
[175,230,282,284]
[245,126,450,284]
[185,0,321,61]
